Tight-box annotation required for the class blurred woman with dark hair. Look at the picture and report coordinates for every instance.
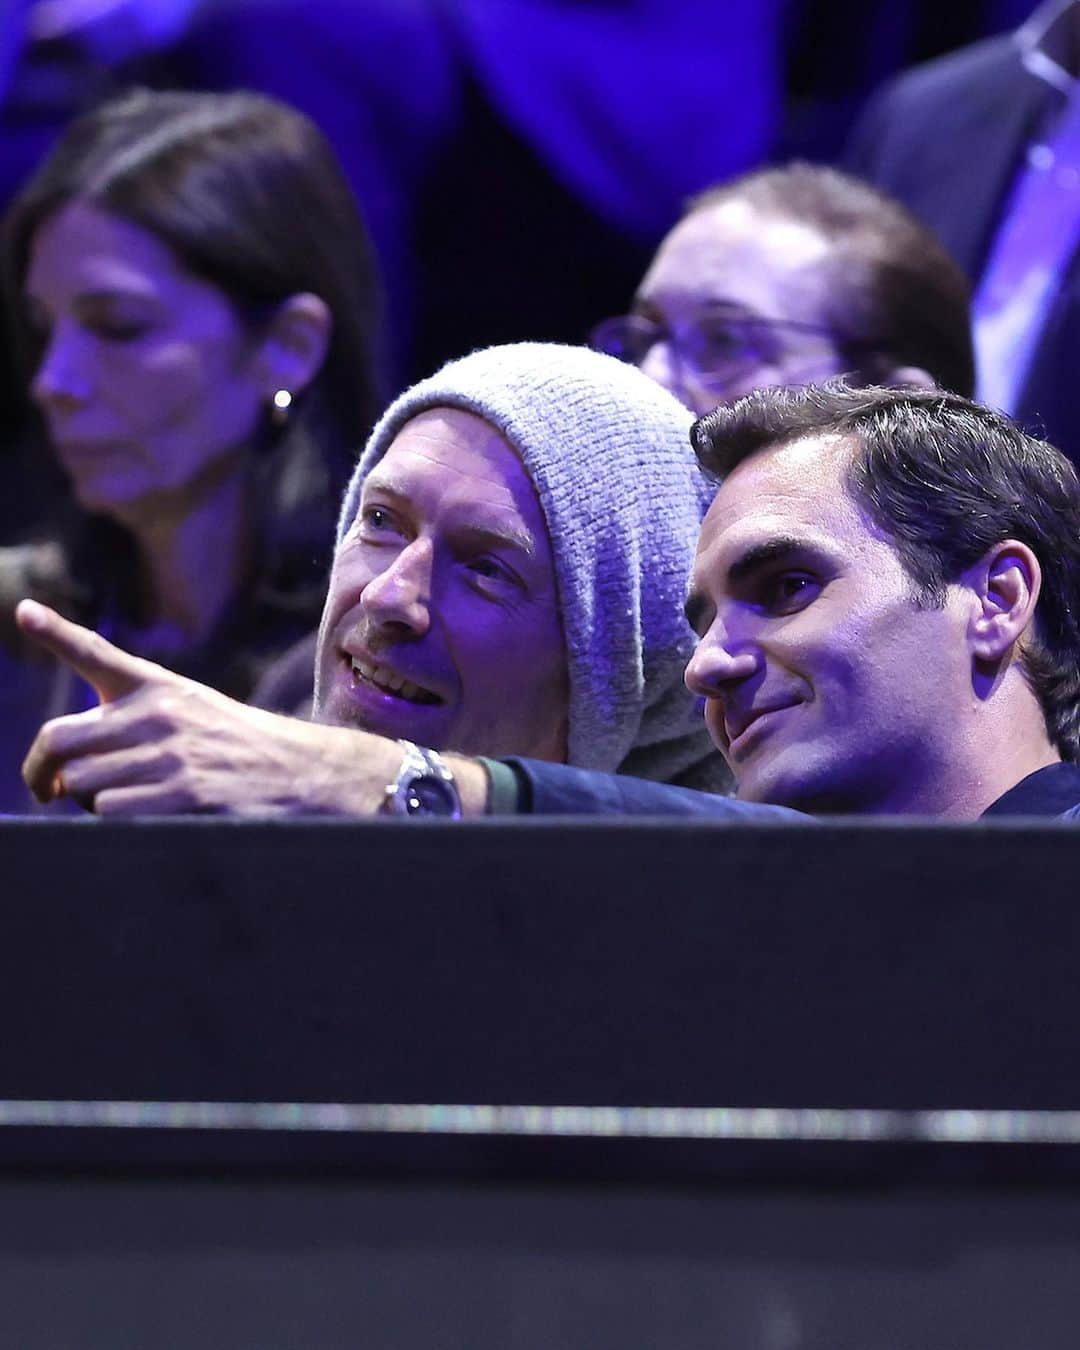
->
[0,86,383,810]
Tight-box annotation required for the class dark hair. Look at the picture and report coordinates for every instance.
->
[687,163,976,398]
[1,88,384,617]
[692,380,1080,761]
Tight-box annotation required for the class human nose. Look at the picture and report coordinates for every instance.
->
[359,537,434,637]
[684,617,760,698]
[30,323,93,410]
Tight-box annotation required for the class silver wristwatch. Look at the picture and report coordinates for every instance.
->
[382,740,462,819]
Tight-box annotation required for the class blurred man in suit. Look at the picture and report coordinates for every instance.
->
[848,0,1080,466]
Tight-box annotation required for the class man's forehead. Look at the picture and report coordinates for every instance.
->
[641,199,831,308]
[713,431,853,515]
[696,433,864,562]
[353,406,547,553]
[366,410,531,506]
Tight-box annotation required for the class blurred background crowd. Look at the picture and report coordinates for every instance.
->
[0,0,1036,400]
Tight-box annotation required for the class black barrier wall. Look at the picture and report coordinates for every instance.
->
[1,818,1080,1348]
[1,818,1078,1113]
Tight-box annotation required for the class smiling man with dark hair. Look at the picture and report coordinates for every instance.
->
[691,381,1080,776]
[679,381,1079,817]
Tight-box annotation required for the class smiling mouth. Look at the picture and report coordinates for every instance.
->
[727,703,798,752]
[346,654,443,706]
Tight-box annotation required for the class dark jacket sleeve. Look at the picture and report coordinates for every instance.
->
[501,757,811,822]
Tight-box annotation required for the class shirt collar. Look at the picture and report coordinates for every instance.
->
[981,761,1080,816]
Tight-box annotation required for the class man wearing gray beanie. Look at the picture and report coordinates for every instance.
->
[318,341,723,788]
[16,343,756,815]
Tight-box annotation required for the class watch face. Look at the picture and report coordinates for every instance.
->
[405,774,459,817]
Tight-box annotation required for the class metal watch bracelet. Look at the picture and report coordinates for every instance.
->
[381,740,462,819]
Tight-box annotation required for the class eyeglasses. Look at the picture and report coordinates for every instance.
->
[588,307,856,393]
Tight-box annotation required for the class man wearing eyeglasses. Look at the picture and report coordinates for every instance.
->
[590,162,976,414]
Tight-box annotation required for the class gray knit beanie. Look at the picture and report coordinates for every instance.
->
[336,342,728,790]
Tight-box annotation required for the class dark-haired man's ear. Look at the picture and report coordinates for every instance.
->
[257,292,333,402]
[966,539,1042,663]
[882,364,937,390]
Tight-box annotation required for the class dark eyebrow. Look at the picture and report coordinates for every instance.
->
[23,287,154,314]
[727,536,811,586]
[75,289,156,304]
[685,536,819,634]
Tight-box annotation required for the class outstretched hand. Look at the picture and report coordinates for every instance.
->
[16,599,404,817]
[18,597,165,705]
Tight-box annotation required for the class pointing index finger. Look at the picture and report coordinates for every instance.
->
[16,598,159,703]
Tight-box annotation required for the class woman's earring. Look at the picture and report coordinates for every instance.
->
[270,389,293,426]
